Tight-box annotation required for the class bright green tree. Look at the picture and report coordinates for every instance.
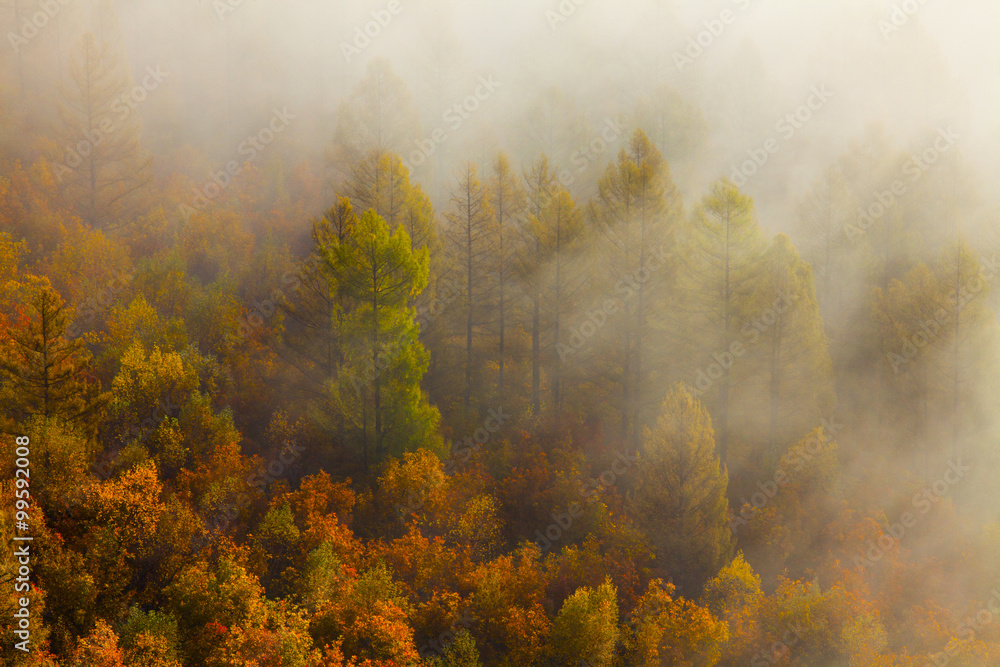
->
[322,208,440,473]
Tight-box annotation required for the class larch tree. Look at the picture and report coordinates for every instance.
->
[56,31,151,231]
[751,234,833,454]
[532,186,585,416]
[344,148,435,252]
[323,209,439,473]
[442,163,495,415]
[278,197,356,404]
[519,154,557,415]
[488,152,526,410]
[631,385,732,596]
[588,129,679,447]
[681,178,764,461]
[0,278,108,437]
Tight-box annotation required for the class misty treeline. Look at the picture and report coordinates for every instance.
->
[2,0,1000,666]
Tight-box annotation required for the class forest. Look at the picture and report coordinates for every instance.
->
[2,0,1000,665]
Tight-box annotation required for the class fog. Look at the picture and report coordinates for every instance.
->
[4,0,1000,664]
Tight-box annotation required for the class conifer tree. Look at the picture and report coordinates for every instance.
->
[632,385,732,595]
[322,209,439,472]
[588,129,679,446]
[56,31,151,231]
[0,278,108,435]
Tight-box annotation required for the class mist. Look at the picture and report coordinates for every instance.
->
[2,0,1000,665]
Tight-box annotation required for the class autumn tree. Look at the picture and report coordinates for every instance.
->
[532,186,585,415]
[488,152,526,409]
[588,129,680,446]
[0,278,108,436]
[680,178,765,460]
[442,163,495,415]
[344,148,436,252]
[631,385,732,595]
[749,235,833,452]
[519,155,558,414]
[548,581,619,667]
[56,32,151,231]
[278,198,356,404]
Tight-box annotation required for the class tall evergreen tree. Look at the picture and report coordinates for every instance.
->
[681,178,764,460]
[0,278,108,436]
[488,152,526,410]
[442,163,494,415]
[632,385,732,596]
[321,209,439,473]
[588,129,679,446]
[56,32,151,231]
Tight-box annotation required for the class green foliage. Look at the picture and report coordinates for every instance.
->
[548,580,619,667]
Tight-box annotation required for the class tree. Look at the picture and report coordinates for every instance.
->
[632,386,732,595]
[532,186,585,415]
[588,129,679,446]
[56,32,151,231]
[331,58,421,177]
[622,578,728,667]
[344,148,436,252]
[279,198,357,404]
[442,163,495,415]
[488,152,526,409]
[681,178,764,460]
[751,235,833,452]
[548,581,619,667]
[701,553,764,664]
[322,208,440,472]
[0,278,108,436]
[520,155,558,415]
